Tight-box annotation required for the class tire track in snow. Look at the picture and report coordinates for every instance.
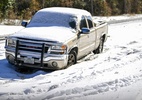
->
[42,40,142,100]
[43,74,142,100]
[1,38,142,100]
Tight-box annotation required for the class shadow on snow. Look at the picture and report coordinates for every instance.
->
[0,59,53,80]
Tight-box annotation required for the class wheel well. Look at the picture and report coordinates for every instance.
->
[70,47,78,55]
[102,34,106,42]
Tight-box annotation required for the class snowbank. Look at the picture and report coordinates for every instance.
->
[0,25,23,39]
[0,19,22,26]
[93,14,142,24]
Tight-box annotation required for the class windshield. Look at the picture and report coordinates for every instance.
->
[27,11,77,29]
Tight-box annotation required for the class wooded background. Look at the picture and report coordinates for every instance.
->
[0,0,142,20]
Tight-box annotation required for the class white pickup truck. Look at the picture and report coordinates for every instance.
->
[5,7,108,70]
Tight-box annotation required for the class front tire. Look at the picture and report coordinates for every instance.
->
[93,37,104,54]
[67,50,77,67]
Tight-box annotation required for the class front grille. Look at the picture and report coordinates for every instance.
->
[14,39,52,67]
[18,41,49,53]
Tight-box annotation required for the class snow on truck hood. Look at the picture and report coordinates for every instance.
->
[11,26,76,43]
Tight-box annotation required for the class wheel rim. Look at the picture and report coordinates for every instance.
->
[68,53,75,66]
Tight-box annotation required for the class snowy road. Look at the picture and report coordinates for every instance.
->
[0,20,142,100]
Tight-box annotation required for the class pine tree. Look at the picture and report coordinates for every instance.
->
[131,0,141,14]
[0,0,9,18]
[30,0,40,13]
[93,0,111,16]
[124,0,131,14]
[7,0,16,19]
[106,0,120,15]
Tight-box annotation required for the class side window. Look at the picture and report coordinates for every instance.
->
[80,16,87,29]
[87,16,93,29]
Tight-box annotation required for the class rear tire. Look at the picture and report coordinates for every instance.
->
[93,37,104,54]
[67,50,77,67]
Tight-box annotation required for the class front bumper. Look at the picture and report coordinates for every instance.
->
[5,51,68,70]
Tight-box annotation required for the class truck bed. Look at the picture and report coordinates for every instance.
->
[93,20,106,27]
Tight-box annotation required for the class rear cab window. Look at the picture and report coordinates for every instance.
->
[80,16,88,29]
[86,16,94,29]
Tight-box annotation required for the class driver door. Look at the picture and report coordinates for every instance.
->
[77,16,91,58]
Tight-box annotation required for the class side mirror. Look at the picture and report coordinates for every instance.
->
[21,21,28,27]
[80,28,90,34]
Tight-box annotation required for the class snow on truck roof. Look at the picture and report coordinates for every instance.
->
[38,7,91,16]
[28,7,91,27]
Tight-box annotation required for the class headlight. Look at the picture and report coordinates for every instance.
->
[6,38,16,47]
[51,45,67,50]
[48,45,67,54]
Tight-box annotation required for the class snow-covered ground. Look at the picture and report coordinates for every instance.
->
[0,25,23,39]
[94,14,142,25]
[1,16,142,100]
